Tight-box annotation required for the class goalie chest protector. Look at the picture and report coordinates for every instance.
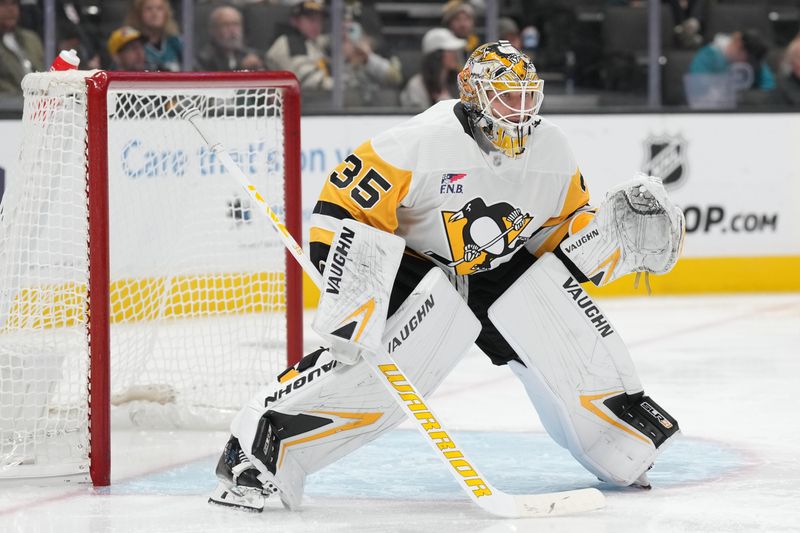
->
[312,99,589,277]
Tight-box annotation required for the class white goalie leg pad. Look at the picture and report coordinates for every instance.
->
[230,267,480,508]
[488,253,680,486]
[560,174,685,286]
[312,220,406,364]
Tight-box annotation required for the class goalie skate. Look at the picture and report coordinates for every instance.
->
[208,436,281,513]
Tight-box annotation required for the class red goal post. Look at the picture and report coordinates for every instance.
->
[0,71,303,486]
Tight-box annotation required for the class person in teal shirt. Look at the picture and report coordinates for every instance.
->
[126,0,183,72]
[689,30,775,91]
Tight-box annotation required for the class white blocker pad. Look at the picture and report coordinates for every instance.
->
[231,267,480,508]
[313,219,406,362]
[488,253,670,486]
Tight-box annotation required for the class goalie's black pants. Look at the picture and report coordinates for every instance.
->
[388,249,536,366]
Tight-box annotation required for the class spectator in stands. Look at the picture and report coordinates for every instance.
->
[266,1,331,90]
[442,0,479,55]
[400,28,464,109]
[342,20,403,106]
[16,1,103,69]
[107,26,147,71]
[777,37,800,105]
[196,5,264,71]
[689,30,776,92]
[667,0,706,49]
[498,17,522,51]
[126,0,183,72]
[0,0,43,95]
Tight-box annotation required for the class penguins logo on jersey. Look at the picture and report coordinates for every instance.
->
[425,198,532,275]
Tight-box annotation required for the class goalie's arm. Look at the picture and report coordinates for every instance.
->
[310,139,413,274]
[523,167,595,282]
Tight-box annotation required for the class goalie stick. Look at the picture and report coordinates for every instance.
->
[182,106,605,518]
[425,220,524,268]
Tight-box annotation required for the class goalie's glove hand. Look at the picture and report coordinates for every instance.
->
[329,338,362,365]
[506,209,525,230]
[611,175,685,275]
[559,174,685,287]
[628,185,657,212]
[463,243,480,262]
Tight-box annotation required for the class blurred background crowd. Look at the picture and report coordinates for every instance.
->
[0,0,799,113]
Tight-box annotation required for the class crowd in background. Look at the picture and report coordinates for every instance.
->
[1,0,799,110]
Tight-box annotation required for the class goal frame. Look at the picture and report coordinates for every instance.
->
[84,71,303,486]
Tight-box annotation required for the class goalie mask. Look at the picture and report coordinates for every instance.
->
[458,41,544,159]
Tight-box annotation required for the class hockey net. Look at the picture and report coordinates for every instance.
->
[0,71,302,483]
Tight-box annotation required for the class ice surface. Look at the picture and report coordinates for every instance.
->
[1,293,799,532]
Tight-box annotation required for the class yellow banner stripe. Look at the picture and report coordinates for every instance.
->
[2,271,286,331]
[587,255,800,296]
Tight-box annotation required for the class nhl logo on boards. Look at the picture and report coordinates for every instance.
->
[642,134,687,189]
[439,173,467,194]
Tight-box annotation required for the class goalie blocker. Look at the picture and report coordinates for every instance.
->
[312,220,406,365]
[489,253,679,487]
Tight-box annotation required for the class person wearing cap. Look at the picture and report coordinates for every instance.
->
[340,19,404,106]
[107,26,147,71]
[196,5,264,72]
[400,28,465,109]
[498,17,522,51]
[441,0,479,54]
[266,1,332,90]
[0,0,43,96]
[689,30,776,92]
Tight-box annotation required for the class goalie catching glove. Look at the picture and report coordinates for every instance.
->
[560,175,685,286]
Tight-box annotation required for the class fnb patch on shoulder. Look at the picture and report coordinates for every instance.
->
[440,173,467,194]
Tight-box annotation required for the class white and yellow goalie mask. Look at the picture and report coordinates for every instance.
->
[457,41,544,158]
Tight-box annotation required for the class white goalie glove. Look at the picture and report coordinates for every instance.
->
[560,175,685,286]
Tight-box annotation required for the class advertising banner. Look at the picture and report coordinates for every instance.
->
[3,111,799,296]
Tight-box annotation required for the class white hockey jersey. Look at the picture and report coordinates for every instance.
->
[310,100,594,276]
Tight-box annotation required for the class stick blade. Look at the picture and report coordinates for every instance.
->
[476,487,605,518]
[512,487,606,518]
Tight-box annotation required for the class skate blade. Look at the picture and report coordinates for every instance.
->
[208,483,265,513]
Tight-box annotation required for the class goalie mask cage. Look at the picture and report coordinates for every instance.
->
[0,71,303,486]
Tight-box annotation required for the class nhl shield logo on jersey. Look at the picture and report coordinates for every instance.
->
[642,134,687,189]
[425,198,532,275]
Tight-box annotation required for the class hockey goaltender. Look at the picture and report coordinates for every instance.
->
[209,40,685,513]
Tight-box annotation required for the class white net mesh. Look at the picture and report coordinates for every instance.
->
[0,71,293,479]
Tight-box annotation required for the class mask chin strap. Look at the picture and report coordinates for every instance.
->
[515,127,525,156]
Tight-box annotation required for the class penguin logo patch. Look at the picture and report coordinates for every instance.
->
[425,198,533,275]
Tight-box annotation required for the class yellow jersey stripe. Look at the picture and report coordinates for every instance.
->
[542,168,590,228]
[534,210,595,257]
[310,226,335,246]
[317,140,412,234]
